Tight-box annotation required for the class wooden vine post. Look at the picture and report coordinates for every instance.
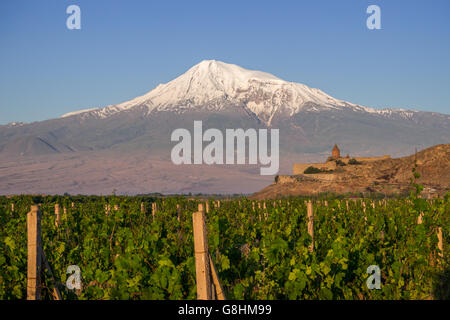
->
[417,213,443,265]
[418,212,423,225]
[176,204,181,222]
[27,205,62,300]
[263,201,268,220]
[152,202,157,219]
[437,227,443,261]
[192,203,211,300]
[11,202,15,213]
[55,204,61,227]
[27,205,42,300]
[41,250,62,300]
[141,202,145,214]
[209,255,225,300]
[192,203,226,300]
[307,200,314,252]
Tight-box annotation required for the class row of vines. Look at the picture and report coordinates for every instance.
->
[0,192,448,300]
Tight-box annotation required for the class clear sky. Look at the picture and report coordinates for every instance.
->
[1,0,449,124]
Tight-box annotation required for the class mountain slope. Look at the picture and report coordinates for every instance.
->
[60,60,435,127]
[2,60,449,159]
[252,144,450,199]
[62,60,355,125]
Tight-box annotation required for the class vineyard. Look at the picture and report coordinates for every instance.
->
[0,191,448,300]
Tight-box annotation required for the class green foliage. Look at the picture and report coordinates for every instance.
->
[0,194,447,300]
[348,158,362,165]
[304,166,333,174]
[304,166,322,174]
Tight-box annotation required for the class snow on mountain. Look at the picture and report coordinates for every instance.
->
[62,108,99,118]
[60,60,423,125]
[115,60,357,119]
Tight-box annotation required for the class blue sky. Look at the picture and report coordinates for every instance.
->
[0,0,449,124]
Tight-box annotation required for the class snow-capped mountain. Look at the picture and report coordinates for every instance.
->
[1,60,449,195]
[62,60,427,126]
[2,60,449,159]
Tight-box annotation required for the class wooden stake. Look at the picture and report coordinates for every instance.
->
[27,205,42,300]
[211,282,216,300]
[205,201,210,214]
[307,201,314,252]
[437,227,443,260]
[209,254,226,300]
[192,209,211,300]
[418,213,423,225]
[55,204,61,227]
[141,202,145,214]
[177,204,181,222]
[11,203,15,213]
[41,250,62,300]
[152,202,157,219]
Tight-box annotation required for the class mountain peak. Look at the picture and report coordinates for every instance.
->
[191,59,283,83]
[109,60,289,114]
[61,61,398,125]
[108,60,353,121]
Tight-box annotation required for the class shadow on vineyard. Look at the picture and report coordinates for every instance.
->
[433,267,450,300]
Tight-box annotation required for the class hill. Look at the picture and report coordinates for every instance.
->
[252,144,450,199]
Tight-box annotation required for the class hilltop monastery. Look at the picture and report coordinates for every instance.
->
[293,145,390,175]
